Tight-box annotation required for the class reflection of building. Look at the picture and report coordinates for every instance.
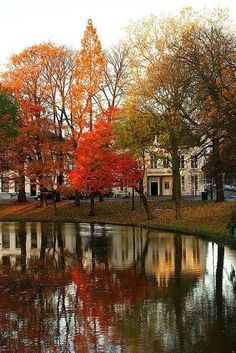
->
[0,222,75,267]
[0,222,40,266]
[0,222,206,286]
[148,234,205,286]
[110,226,206,286]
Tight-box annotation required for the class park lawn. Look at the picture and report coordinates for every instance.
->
[0,198,235,241]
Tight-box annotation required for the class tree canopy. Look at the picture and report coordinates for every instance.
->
[0,90,18,140]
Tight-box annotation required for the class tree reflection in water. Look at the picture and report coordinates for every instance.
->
[71,266,157,352]
[0,223,71,352]
[0,222,236,353]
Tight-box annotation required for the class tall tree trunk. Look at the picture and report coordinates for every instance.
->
[131,188,135,210]
[56,171,64,201]
[40,188,48,208]
[52,189,60,215]
[172,151,181,220]
[98,193,104,202]
[140,192,151,220]
[212,137,224,202]
[17,174,27,203]
[135,181,151,220]
[52,197,58,215]
[74,190,81,207]
[89,193,95,216]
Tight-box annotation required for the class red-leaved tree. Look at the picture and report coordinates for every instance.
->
[69,118,142,216]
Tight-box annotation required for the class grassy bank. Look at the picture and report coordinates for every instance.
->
[0,198,235,243]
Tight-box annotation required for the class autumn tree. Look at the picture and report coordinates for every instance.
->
[38,44,76,188]
[1,44,55,202]
[123,14,200,219]
[1,43,76,203]
[24,117,72,209]
[69,117,143,217]
[205,139,236,186]
[71,19,105,131]
[115,102,156,218]
[171,9,236,202]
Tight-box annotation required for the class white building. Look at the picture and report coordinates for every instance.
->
[114,148,205,197]
[0,175,32,200]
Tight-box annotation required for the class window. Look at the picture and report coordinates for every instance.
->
[57,174,64,184]
[150,154,157,168]
[1,178,9,192]
[163,157,170,168]
[15,231,21,248]
[164,182,170,190]
[191,155,198,169]
[181,176,185,191]
[179,155,185,169]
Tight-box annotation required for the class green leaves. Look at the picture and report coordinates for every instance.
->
[0,91,18,139]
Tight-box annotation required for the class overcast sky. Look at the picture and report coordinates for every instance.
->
[0,0,235,68]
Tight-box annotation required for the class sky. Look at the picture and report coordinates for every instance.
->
[0,0,235,68]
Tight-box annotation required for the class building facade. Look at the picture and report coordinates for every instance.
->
[114,147,205,197]
[0,176,32,200]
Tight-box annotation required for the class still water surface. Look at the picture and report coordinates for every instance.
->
[0,222,236,353]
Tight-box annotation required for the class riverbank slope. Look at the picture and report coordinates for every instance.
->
[0,199,235,244]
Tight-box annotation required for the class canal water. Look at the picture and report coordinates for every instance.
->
[0,222,236,353]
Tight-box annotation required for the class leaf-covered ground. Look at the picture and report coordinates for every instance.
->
[0,198,235,241]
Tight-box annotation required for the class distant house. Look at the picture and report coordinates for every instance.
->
[113,147,205,197]
[0,175,32,200]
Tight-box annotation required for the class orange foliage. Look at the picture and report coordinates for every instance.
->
[71,19,105,131]
[1,43,76,199]
[69,116,143,196]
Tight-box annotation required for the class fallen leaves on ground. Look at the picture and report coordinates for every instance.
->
[0,198,234,238]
